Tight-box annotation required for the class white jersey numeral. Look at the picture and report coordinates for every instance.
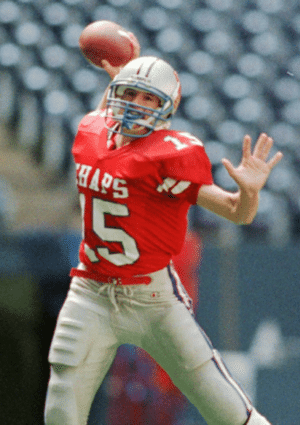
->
[164,136,188,150]
[81,195,140,266]
[164,133,203,150]
[157,177,191,194]
[178,132,204,146]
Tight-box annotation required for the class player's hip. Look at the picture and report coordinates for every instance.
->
[69,263,193,312]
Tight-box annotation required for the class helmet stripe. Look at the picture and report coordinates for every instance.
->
[136,63,143,75]
[145,59,159,77]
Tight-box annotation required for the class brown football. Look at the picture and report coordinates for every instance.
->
[79,20,140,67]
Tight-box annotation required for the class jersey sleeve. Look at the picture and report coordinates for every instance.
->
[158,132,213,200]
[156,177,203,204]
[157,132,214,204]
[72,112,105,153]
[166,132,212,180]
[160,145,213,184]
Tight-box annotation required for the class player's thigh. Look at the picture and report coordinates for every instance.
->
[145,301,213,375]
[143,304,251,425]
[46,297,118,424]
[49,293,118,366]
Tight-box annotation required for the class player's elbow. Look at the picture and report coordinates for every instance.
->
[236,217,254,225]
[231,211,256,225]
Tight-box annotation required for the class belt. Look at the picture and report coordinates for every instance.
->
[70,268,152,285]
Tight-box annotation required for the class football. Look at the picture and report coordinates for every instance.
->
[79,20,140,68]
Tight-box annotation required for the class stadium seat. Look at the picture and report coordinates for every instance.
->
[0,0,299,236]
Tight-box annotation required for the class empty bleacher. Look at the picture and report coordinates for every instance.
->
[1,0,300,241]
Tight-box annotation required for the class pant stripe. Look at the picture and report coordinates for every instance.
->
[167,262,193,313]
[212,349,253,414]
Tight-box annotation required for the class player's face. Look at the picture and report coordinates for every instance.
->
[121,87,161,108]
[116,87,162,136]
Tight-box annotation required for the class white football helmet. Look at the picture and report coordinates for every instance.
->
[104,56,182,137]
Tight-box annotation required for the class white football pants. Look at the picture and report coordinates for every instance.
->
[44,265,260,425]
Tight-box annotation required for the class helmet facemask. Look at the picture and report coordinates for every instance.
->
[105,83,174,138]
[104,56,181,138]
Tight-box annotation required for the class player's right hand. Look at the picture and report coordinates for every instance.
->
[128,32,141,60]
[100,36,139,80]
[101,59,124,80]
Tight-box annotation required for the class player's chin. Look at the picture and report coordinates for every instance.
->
[123,125,148,136]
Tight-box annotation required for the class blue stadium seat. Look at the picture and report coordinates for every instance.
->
[0,0,299,236]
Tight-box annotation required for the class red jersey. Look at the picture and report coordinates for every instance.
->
[70,111,213,280]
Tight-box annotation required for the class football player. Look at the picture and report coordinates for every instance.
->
[44,56,283,425]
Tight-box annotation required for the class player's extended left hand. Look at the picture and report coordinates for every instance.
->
[221,133,283,193]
